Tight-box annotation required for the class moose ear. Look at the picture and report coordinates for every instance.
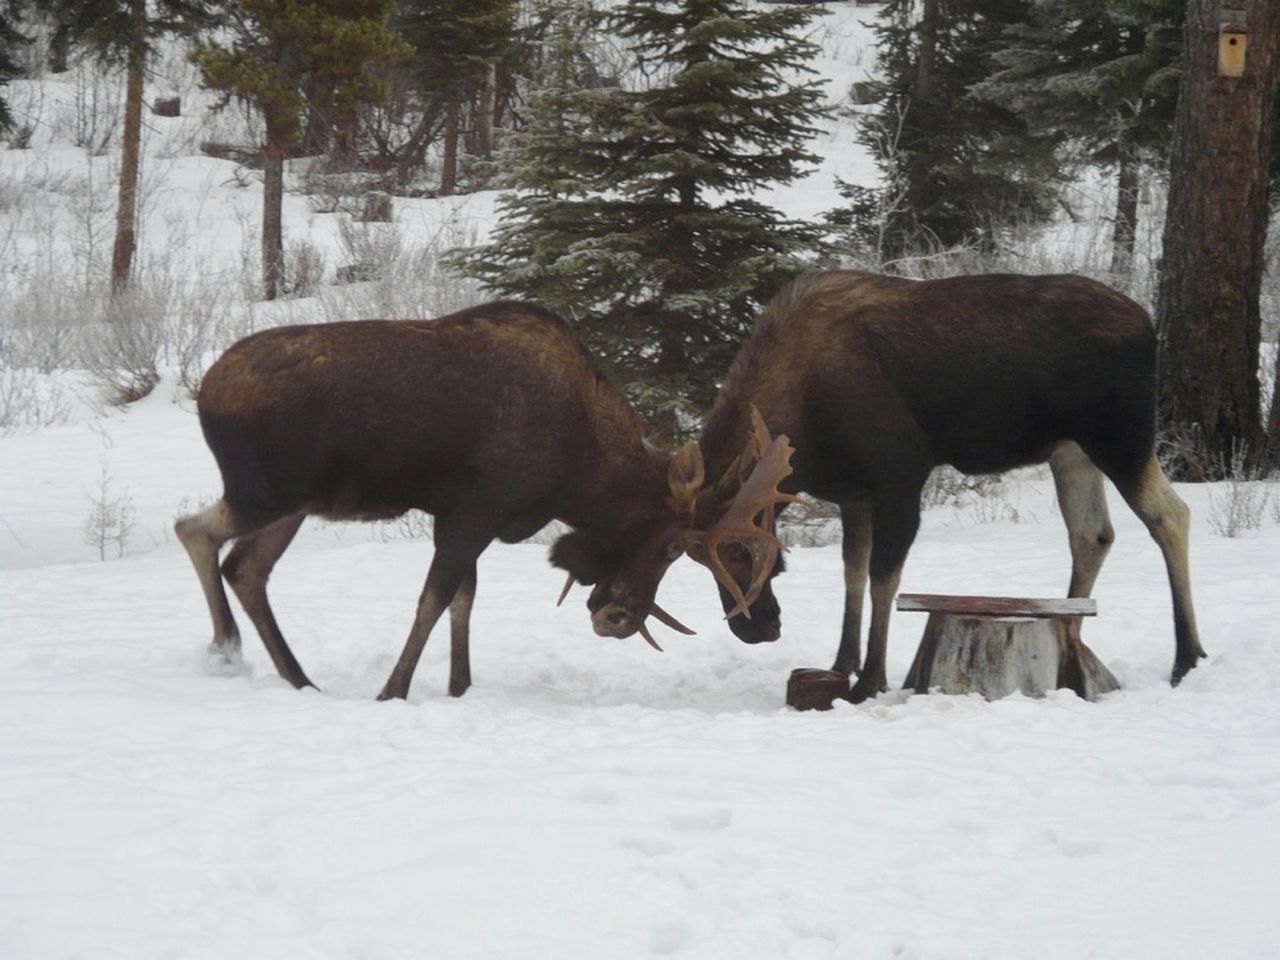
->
[549,531,607,585]
[668,441,705,509]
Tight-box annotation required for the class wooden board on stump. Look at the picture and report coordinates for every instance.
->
[898,594,1120,702]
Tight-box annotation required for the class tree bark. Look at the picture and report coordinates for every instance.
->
[109,0,147,296]
[1268,329,1280,461]
[476,62,496,158]
[48,21,71,74]
[439,97,460,196]
[1109,153,1138,276]
[262,139,285,301]
[915,0,938,102]
[1156,0,1279,478]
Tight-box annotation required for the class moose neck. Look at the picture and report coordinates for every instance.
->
[555,380,674,538]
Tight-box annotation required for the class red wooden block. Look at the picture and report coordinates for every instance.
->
[786,668,851,711]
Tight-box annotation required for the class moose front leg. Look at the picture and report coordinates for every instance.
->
[832,499,872,676]
[378,515,492,701]
[848,494,920,704]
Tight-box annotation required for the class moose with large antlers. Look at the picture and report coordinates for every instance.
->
[639,270,1205,703]
[175,301,793,700]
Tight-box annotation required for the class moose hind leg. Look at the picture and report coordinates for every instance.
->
[1114,453,1206,684]
[175,499,246,662]
[221,511,312,689]
[1049,442,1115,598]
[447,564,477,698]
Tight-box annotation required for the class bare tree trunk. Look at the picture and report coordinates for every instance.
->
[109,0,146,296]
[48,21,71,74]
[262,146,285,301]
[439,97,460,197]
[300,101,330,157]
[1109,153,1138,276]
[476,62,496,158]
[1156,0,1279,478]
[915,0,938,101]
[1268,328,1280,461]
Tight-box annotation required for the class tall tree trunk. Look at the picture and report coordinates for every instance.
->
[915,0,938,101]
[48,21,71,74]
[1155,0,1279,479]
[440,97,460,196]
[1268,331,1280,460]
[1109,153,1138,277]
[109,0,146,296]
[898,0,939,252]
[476,62,496,158]
[262,145,285,301]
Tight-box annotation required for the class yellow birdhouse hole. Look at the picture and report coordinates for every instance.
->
[1218,9,1247,79]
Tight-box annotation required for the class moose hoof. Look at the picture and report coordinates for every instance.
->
[203,639,245,677]
[1170,653,1206,687]
[846,675,888,704]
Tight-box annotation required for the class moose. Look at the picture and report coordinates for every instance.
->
[574,270,1207,703]
[175,301,793,700]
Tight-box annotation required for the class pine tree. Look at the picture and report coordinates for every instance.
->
[975,0,1184,275]
[393,0,516,195]
[0,8,28,134]
[194,0,407,300]
[452,0,829,425]
[1155,0,1279,478]
[20,1,210,291]
[842,0,1050,261]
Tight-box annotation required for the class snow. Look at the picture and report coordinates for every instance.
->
[4,376,1280,959]
[4,5,1280,958]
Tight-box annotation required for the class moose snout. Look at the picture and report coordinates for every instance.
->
[731,615,782,644]
[591,603,640,638]
[586,584,639,637]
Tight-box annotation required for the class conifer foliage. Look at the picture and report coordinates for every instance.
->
[840,0,1048,261]
[453,0,829,423]
[0,9,27,134]
[194,0,407,300]
[975,0,1184,274]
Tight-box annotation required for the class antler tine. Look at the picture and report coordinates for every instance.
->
[690,409,800,619]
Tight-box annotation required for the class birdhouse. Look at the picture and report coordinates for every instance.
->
[1219,9,1247,78]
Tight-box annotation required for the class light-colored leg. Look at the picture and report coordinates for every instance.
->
[849,492,920,703]
[222,512,311,689]
[448,565,477,697]
[174,500,243,659]
[378,515,491,701]
[832,500,872,676]
[1114,453,1206,684]
[1049,442,1115,597]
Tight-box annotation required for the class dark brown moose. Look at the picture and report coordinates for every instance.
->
[175,301,793,700]
[675,270,1207,703]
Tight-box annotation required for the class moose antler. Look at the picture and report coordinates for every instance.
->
[685,406,799,621]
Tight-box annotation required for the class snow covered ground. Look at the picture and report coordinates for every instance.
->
[4,375,1280,960]
[4,4,1280,958]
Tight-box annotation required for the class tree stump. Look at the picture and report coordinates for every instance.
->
[898,594,1120,702]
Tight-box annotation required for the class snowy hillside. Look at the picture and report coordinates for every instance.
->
[3,5,1280,960]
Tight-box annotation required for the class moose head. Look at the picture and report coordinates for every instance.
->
[551,407,798,650]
